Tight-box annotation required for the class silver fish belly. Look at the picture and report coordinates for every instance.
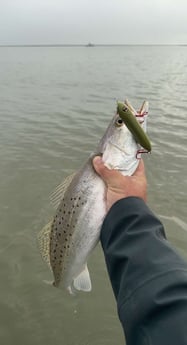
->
[38,99,150,293]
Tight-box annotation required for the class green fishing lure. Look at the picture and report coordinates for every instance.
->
[117,102,151,152]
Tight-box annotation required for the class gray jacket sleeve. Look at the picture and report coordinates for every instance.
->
[100,197,187,345]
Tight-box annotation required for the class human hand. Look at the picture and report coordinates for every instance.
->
[93,156,147,211]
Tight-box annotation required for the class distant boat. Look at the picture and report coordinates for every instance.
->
[86,42,95,47]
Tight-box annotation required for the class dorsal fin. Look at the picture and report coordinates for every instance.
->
[50,172,76,209]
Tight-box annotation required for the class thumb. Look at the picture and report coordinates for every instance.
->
[133,159,146,178]
[92,156,122,185]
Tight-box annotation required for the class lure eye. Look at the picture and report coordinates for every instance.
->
[122,107,128,112]
[115,117,124,127]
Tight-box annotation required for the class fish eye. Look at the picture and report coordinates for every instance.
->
[115,117,124,127]
[123,107,128,112]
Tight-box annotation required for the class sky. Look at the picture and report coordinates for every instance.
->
[0,0,187,45]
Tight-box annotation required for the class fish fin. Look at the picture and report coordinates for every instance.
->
[37,221,52,269]
[67,286,76,295]
[73,265,92,292]
[50,172,76,209]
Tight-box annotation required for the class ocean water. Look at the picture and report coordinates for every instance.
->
[0,45,187,345]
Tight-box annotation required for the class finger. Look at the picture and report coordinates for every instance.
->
[92,156,122,185]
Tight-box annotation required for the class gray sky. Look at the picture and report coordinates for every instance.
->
[1,0,187,45]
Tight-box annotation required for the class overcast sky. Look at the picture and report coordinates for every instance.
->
[1,0,187,45]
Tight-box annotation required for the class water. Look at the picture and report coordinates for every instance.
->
[0,45,187,345]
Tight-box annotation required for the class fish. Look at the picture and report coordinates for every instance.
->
[38,99,151,294]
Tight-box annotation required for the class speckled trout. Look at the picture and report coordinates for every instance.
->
[38,100,151,294]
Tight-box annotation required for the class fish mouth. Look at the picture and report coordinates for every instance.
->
[117,101,151,152]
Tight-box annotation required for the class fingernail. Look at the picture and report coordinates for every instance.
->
[93,156,102,165]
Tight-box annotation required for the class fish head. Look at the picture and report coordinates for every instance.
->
[97,101,149,175]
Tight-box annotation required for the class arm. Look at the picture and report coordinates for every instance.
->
[92,157,187,345]
[101,197,187,345]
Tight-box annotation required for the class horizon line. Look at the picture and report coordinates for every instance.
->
[0,43,186,47]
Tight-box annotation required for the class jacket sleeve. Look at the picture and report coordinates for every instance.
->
[100,197,187,345]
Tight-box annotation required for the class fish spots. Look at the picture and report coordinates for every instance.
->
[47,191,83,286]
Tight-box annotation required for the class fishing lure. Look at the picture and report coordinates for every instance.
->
[117,101,151,152]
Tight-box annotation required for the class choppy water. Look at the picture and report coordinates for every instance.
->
[0,45,187,345]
